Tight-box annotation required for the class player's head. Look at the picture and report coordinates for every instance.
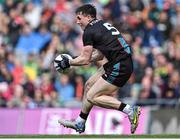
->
[76,4,96,19]
[75,4,97,30]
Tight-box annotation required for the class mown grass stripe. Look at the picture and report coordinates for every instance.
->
[1,138,180,139]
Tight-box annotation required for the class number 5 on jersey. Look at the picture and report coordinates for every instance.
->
[103,23,120,35]
[103,22,131,54]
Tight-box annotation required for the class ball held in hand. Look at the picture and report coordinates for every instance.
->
[54,54,72,73]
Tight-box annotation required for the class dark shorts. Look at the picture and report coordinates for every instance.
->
[102,56,133,87]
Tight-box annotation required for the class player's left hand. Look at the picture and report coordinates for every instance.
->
[55,55,70,70]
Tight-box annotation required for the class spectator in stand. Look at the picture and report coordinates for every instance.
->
[11,59,24,84]
[134,54,148,83]
[24,53,39,81]
[39,73,54,96]
[54,74,75,106]
[139,76,157,105]
[31,88,44,108]
[74,74,84,101]
[142,19,163,48]
[104,0,121,21]
[157,10,172,41]
[24,1,42,29]
[15,22,51,63]
[127,0,144,12]
[165,71,180,98]
[7,84,25,108]
[148,0,161,23]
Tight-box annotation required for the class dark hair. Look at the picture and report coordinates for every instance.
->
[75,4,96,18]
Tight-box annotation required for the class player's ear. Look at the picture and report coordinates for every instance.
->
[87,15,92,20]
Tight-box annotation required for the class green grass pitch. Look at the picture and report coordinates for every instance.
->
[0,135,180,139]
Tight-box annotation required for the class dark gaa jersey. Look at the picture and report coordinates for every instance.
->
[83,19,131,64]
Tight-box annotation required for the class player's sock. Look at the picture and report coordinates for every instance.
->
[76,111,89,123]
[118,103,132,115]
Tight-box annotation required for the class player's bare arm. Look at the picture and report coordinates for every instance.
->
[69,45,93,66]
[90,49,104,62]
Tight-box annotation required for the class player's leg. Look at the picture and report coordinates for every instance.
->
[59,75,140,133]
[81,66,104,113]
[79,58,108,119]
[79,58,108,113]
[86,77,120,109]
[58,67,104,133]
[86,77,140,134]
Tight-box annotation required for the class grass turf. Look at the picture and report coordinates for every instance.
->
[0,135,180,139]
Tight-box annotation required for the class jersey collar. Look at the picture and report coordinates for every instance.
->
[85,18,98,29]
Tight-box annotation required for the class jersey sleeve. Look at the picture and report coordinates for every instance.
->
[83,29,94,46]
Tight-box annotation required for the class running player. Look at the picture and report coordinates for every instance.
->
[56,4,141,134]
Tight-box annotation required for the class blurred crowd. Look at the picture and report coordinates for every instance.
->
[0,0,179,108]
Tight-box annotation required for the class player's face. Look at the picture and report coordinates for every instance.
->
[76,13,92,30]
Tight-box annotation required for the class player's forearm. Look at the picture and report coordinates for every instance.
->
[69,56,90,66]
[70,45,93,66]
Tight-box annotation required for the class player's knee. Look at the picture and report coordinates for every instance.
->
[86,93,95,104]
